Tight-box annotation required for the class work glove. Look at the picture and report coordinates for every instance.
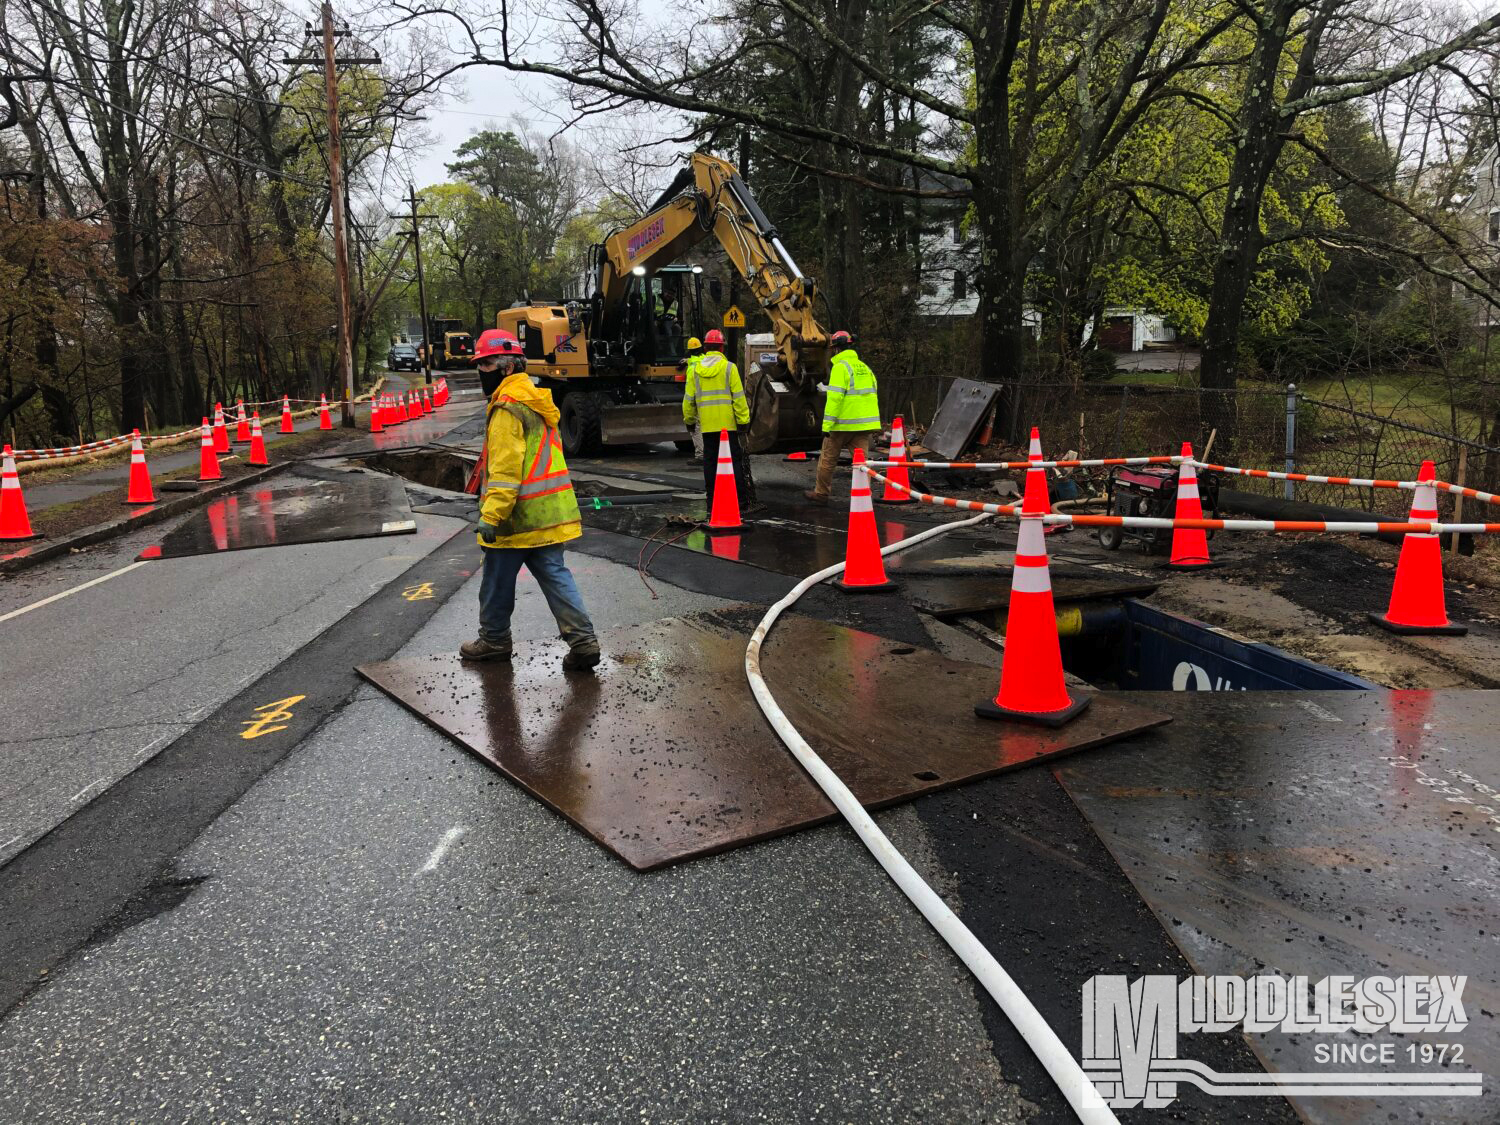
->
[816,382,830,393]
[473,518,501,544]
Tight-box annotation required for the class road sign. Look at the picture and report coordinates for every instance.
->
[722,306,745,328]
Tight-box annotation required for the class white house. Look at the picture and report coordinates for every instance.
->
[1456,143,1500,329]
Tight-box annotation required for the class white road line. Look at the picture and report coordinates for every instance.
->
[70,777,106,803]
[1296,699,1344,722]
[416,826,466,875]
[0,835,21,852]
[0,560,152,625]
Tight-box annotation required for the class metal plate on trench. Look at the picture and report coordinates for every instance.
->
[902,570,1161,617]
[358,611,1170,870]
[1055,690,1500,1125]
[144,472,416,559]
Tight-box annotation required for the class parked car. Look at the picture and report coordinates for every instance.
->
[387,342,421,371]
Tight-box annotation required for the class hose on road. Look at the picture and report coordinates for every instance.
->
[743,511,1119,1125]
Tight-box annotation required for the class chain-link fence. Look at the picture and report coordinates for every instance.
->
[901,377,1500,518]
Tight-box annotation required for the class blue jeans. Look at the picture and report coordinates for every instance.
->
[478,544,595,647]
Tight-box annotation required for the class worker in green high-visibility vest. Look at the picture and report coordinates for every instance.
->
[806,330,881,505]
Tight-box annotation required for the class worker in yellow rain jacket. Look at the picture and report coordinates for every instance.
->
[683,329,755,506]
[461,328,600,671]
[683,336,705,466]
[805,330,881,505]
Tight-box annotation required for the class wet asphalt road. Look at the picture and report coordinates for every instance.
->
[0,410,1298,1122]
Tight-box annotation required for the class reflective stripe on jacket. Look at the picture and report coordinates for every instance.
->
[823,347,880,432]
[683,351,749,433]
[479,396,582,549]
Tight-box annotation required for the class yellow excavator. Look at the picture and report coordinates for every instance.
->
[496,153,828,456]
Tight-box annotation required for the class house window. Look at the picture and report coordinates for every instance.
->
[952,220,962,245]
[1490,211,1500,244]
[953,270,968,300]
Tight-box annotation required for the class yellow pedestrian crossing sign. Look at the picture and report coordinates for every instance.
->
[722,305,745,328]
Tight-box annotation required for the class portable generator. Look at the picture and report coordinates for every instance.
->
[1097,464,1218,553]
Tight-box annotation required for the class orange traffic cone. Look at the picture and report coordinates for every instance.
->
[438,379,449,405]
[212,403,230,453]
[1022,426,1051,514]
[975,490,1090,726]
[1168,442,1214,569]
[248,412,269,466]
[370,395,384,433]
[278,395,294,433]
[234,399,250,443]
[782,450,810,462]
[399,393,411,422]
[0,445,38,540]
[878,415,913,504]
[198,418,221,481]
[318,394,333,430]
[707,430,746,533]
[423,386,434,413]
[125,430,155,504]
[1370,460,1466,635]
[835,448,897,591]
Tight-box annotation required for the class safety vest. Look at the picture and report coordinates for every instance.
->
[685,351,749,433]
[824,347,880,432]
[487,399,581,538]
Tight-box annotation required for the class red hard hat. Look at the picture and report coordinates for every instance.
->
[473,329,524,360]
[830,330,852,347]
[704,329,725,346]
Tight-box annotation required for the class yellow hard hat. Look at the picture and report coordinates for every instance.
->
[687,337,702,350]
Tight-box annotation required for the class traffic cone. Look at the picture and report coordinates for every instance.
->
[1022,426,1052,514]
[318,394,333,430]
[1370,459,1466,635]
[399,393,411,422]
[975,489,1090,726]
[370,395,384,433]
[234,399,250,443]
[212,403,230,453]
[1168,442,1215,569]
[125,430,155,504]
[436,379,447,406]
[878,415,913,504]
[0,445,37,540]
[198,418,221,481]
[423,387,434,414]
[278,395,294,433]
[248,413,269,466]
[782,450,810,462]
[835,448,897,591]
[706,430,746,534]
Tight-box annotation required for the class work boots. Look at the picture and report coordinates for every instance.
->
[562,636,602,672]
[459,636,512,662]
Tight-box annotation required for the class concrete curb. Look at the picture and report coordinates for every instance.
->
[0,462,291,576]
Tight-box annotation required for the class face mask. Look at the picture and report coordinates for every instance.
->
[479,360,507,399]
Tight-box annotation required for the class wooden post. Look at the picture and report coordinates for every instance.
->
[1451,447,1468,554]
[322,1,355,427]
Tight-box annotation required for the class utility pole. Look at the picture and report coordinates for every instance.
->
[284,6,379,427]
[406,184,434,387]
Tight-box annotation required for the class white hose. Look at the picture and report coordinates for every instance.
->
[744,513,1119,1125]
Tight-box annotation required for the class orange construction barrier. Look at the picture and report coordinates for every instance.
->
[125,430,155,504]
[318,394,333,430]
[0,444,38,539]
[198,418,221,482]
[1370,460,1466,635]
[707,429,745,533]
[835,448,896,591]
[212,403,230,453]
[878,415,913,504]
[234,399,250,443]
[1168,442,1214,569]
[975,485,1090,726]
[248,413,269,466]
[279,395,294,433]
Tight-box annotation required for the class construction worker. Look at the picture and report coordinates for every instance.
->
[805,330,881,505]
[462,328,601,671]
[683,336,705,465]
[683,328,755,505]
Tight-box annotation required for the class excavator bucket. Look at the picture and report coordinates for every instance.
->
[600,403,691,447]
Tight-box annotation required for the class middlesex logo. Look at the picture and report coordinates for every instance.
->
[1082,974,1481,1108]
[627,217,665,260]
